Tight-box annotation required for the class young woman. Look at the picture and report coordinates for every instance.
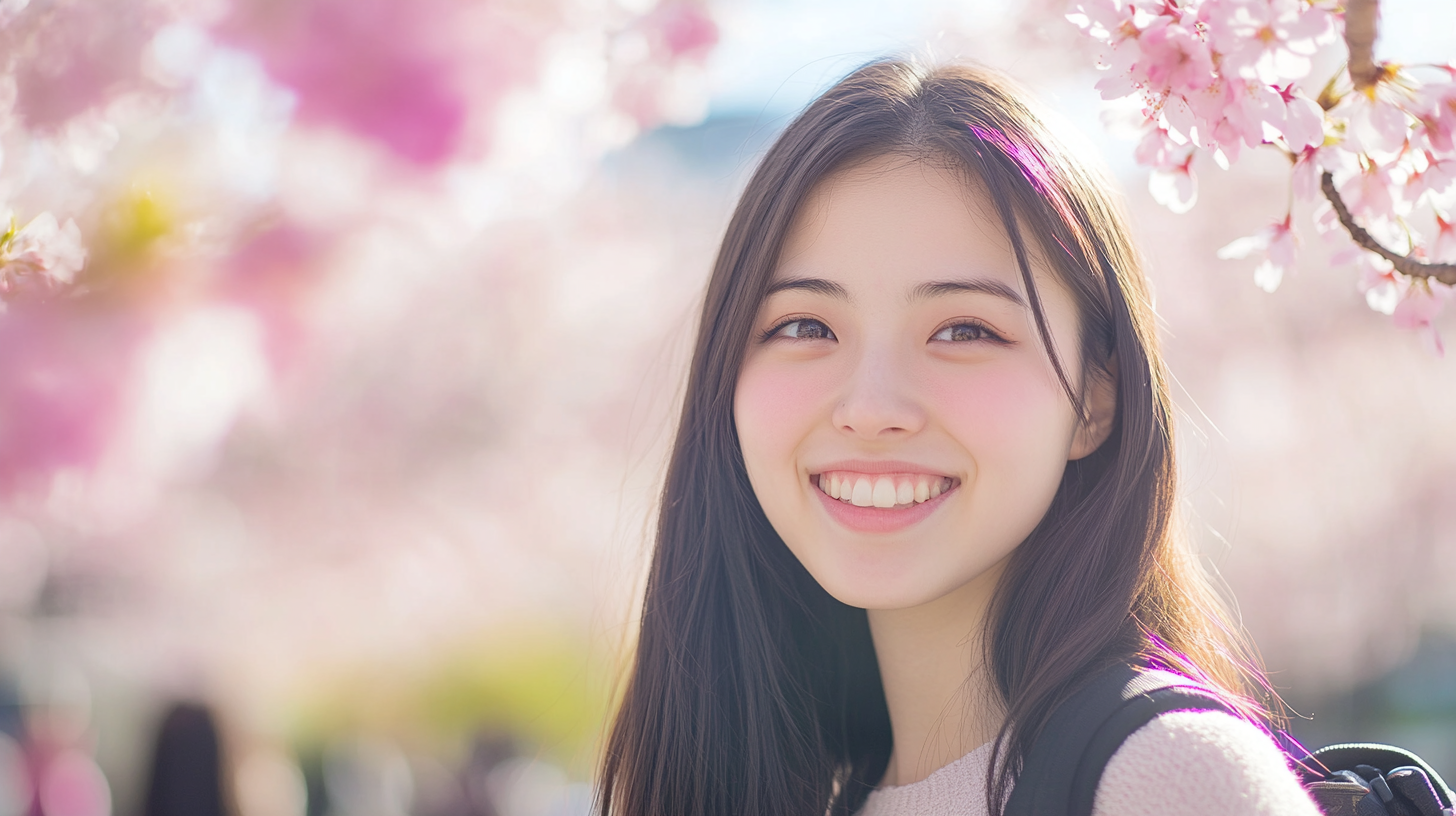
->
[598,60,1321,816]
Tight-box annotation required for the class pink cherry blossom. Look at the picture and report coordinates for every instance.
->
[1337,162,1399,220]
[1350,245,1453,355]
[1200,0,1334,85]
[0,212,87,298]
[1217,215,1296,292]
[1411,73,1456,153]
[1353,252,1399,314]
[1291,152,1318,202]
[1291,142,1348,202]
[1339,91,1411,158]
[1095,67,1143,102]
[647,1,719,58]
[1192,78,1275,158]
[1392,281,1453,355]
[1136,19,1216,94]
[1193,79,1320,156]
[1070,0,1158,100]
[1312,199,1344,242]
[1156,75,1316,188]
[0,0,722,508]
[1269,83,1324,150]
[5,0,166,129]
[1148,153,1198,214]
[1089,40,1146,101]
[610,0,720,128]
[1135,124,1190,169]
[1433,210,1456,262]
[0,308,134,494]
[1157,91,1201,144]
[217,0,520,166]
[1066,0,1141,45]
[1072,0,1453,332]
[1406,152,1456,207]
[1092,5,1325,160]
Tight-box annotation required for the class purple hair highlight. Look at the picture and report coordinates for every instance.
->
[1138,627,1322,774]
[969,124,1056,197]
[967,124,1092,268]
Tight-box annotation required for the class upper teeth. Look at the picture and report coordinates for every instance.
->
[816,471,953,508]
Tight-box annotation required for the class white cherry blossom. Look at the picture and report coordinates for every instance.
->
[1217,216,1296,293]
[0,211,87,292]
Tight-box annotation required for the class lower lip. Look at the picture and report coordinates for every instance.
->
[814,483,955,533]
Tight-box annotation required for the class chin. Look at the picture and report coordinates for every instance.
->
[806,556,966,611]
[823,585,927,611]
[794,533,1016,613]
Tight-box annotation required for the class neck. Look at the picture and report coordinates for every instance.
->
[868,559,1007,787]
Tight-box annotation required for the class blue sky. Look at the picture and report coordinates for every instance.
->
[703,0,1456,115]
[697,0,1456,180]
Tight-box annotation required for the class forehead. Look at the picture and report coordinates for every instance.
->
[774,154,1043,295]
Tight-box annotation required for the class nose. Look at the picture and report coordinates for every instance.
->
[831,348,927,440]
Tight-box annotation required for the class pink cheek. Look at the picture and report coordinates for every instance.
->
[735,362,839,460]
[923,363,1069,452]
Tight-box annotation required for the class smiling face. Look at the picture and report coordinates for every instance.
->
[734,155,1114,611]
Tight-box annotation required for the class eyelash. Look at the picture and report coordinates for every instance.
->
[760,316,835,342]
[759,316,1008,345]
[930,318,1009,345]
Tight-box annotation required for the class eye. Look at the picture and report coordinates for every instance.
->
[764,317,837,341]
[930,319,1006,344]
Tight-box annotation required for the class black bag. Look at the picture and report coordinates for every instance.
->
[1001,663,1455,816]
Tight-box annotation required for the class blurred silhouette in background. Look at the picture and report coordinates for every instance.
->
[409,732,515,816]
[139,703,226,816]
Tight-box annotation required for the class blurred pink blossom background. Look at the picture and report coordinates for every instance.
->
[0,0,1452,813]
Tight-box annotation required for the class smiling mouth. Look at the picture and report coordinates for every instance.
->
[814,471,958,509]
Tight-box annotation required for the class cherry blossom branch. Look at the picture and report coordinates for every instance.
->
[1320,171,1456,285]
[1344,0,1382,92]
[1070,0,1456,341]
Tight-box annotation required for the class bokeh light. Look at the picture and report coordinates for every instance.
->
[0,0,1452,813]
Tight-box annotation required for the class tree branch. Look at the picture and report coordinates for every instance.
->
[1321,171,1456,285]
[1344,0,1381,92]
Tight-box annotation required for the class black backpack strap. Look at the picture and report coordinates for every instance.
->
[1302,743,1455,816]
[1003,662,1236,816]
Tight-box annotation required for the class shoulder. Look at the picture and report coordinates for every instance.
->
[1090,709,1322,816]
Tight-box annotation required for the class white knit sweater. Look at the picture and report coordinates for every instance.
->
[857,710,1323,816]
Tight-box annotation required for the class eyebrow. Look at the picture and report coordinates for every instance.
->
[763,275,1027,308]
[764,277,851,300]
[910,278,1026,308]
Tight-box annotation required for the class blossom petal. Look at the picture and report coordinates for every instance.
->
[1253,258,1284,292]
[1278,93,1325,150]
[1217,233,1270,260]
[1149,167,1197,213]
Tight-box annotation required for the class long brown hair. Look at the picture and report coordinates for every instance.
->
[599,59,1270,816]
